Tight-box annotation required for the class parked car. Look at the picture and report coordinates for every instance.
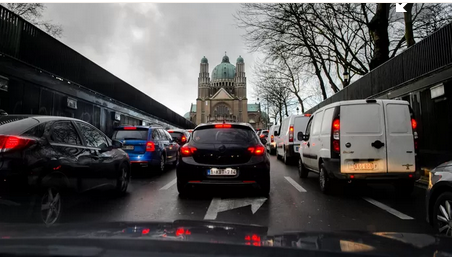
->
[298,99,420,194]
[0,115,130,225]
[426,161,452,236]
[266,125,280,155]
[275,114,310,164]
[167,129,190,146]
[176,123,270,196]
[112,126,179,172]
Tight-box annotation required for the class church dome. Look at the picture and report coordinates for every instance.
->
[237,55,244,63]
[212,54,236,80]
[201,56,208,63]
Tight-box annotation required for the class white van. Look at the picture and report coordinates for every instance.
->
[266,125,280,155]
[298,99,420,194]
[275,114,311,164]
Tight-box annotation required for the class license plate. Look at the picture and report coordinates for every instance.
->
[351,162,375,170]
[122,145,134,150]
[208,168,237,176]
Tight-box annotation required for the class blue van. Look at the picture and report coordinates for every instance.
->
[112,126,179,172]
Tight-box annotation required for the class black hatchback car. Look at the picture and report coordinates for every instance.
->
[167,129,190,146]
[176,123,270,196]
[0,115,130,225]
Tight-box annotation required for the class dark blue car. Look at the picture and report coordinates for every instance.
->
[112,126,179,172]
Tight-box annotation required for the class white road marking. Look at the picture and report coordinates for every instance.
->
[284,176,307,192]
[362,197,414,220]
[159,178,177,190]
[204,197,268,220]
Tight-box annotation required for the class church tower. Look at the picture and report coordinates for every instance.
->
[235,56,248,123]
[196,56,210,124]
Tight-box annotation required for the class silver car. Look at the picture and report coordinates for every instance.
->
[426,161,452,236]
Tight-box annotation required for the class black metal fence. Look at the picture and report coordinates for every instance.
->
[0,6,194,129]
[306,22,452,113]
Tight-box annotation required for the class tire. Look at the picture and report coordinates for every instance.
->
[283,148,290,164]
[115,163,129,195]
[34,187,63,225]
[158,154,166,173]
[319,163,333,194]
[395,180,414,197]
[177,180,189,197]
[298,158,309,178]
[259,174,270,197]
[432,192,452,236]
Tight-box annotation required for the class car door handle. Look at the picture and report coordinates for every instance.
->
[371,140,385,149]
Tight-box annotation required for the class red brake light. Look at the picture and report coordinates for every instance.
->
[289,125,294,142]
[181,146,197,156]
[259,134,265,138]
[123,127,136,130]
[411,118,417,130]
[176,228,184,237]
[215,124,231,128]
[271,135,274,142]
[168,130,174,133]
[146,141,155,152]
[333,119,340,130]
[304,114,311,117]
[0,135,35,152]
[142,228,150,235]
[248,146,265,155]
[332,140,340,152]
[181,136,186,143]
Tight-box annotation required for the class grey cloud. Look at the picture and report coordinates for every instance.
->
[43,3,257,116]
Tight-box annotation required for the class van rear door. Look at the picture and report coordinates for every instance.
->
[340,101,387,174]
[384,102,416,173]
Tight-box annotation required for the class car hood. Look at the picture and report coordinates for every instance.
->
[0,220,450,255]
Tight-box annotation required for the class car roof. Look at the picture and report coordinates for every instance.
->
[115,125,163,129]
[3,115,90,123]
[314,99,409,114]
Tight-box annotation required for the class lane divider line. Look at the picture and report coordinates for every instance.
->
[362,197,414,220]
[284,176,307,193]
[160,178,177,190]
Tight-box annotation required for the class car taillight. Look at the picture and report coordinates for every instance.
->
[332,118,340,153]
[289,125,294,142]
[123,127,136,130]
[146,141,155,152]
[0,135,35,152]
[259,134,265,138]
[215,124,231,128]
[181,145,197,156]
[411,118,418,151]
[248,146,265,156]
[181,136,186,143]
[271,135,274,143]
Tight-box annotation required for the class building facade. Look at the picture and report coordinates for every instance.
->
[184,54,267,129]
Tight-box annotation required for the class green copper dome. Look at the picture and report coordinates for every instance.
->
[237,55,244,63]
[201,56,208,63]
[212,54,236,80]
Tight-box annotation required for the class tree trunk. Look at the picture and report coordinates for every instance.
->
[369,3,390,70]
[284,101,289,117]
[404,3,415,47]
[295,95,305,113]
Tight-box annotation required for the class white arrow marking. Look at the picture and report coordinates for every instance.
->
[284,176,307,192]
[396,3,408,12]
[204,197,267,220]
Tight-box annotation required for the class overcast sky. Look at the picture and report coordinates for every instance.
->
[43,3,262,117]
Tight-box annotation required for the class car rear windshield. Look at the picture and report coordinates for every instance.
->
[169,132,184,139]
[192,127,258,144]
[112,129,148,140]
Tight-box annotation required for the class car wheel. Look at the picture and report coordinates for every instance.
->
[319,164,332,194]
[115,163,129,195]
[35,187,62,225]
[298,158,309,178]
[177,180,189,197]
[433,192,452,236]
[259,175,270,197]
[395,180,414,197]
[283,148,290,164]
[159,154,166,173]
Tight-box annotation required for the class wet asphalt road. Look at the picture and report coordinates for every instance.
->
[1,155,434,235]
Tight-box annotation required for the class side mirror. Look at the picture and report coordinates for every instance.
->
[112,139,123,149]
[297,132,304,141]
[260,137,267,145]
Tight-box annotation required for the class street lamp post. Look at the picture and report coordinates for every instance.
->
[343,70,350,87]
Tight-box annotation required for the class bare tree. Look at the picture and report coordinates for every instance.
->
[1,3,63,38]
